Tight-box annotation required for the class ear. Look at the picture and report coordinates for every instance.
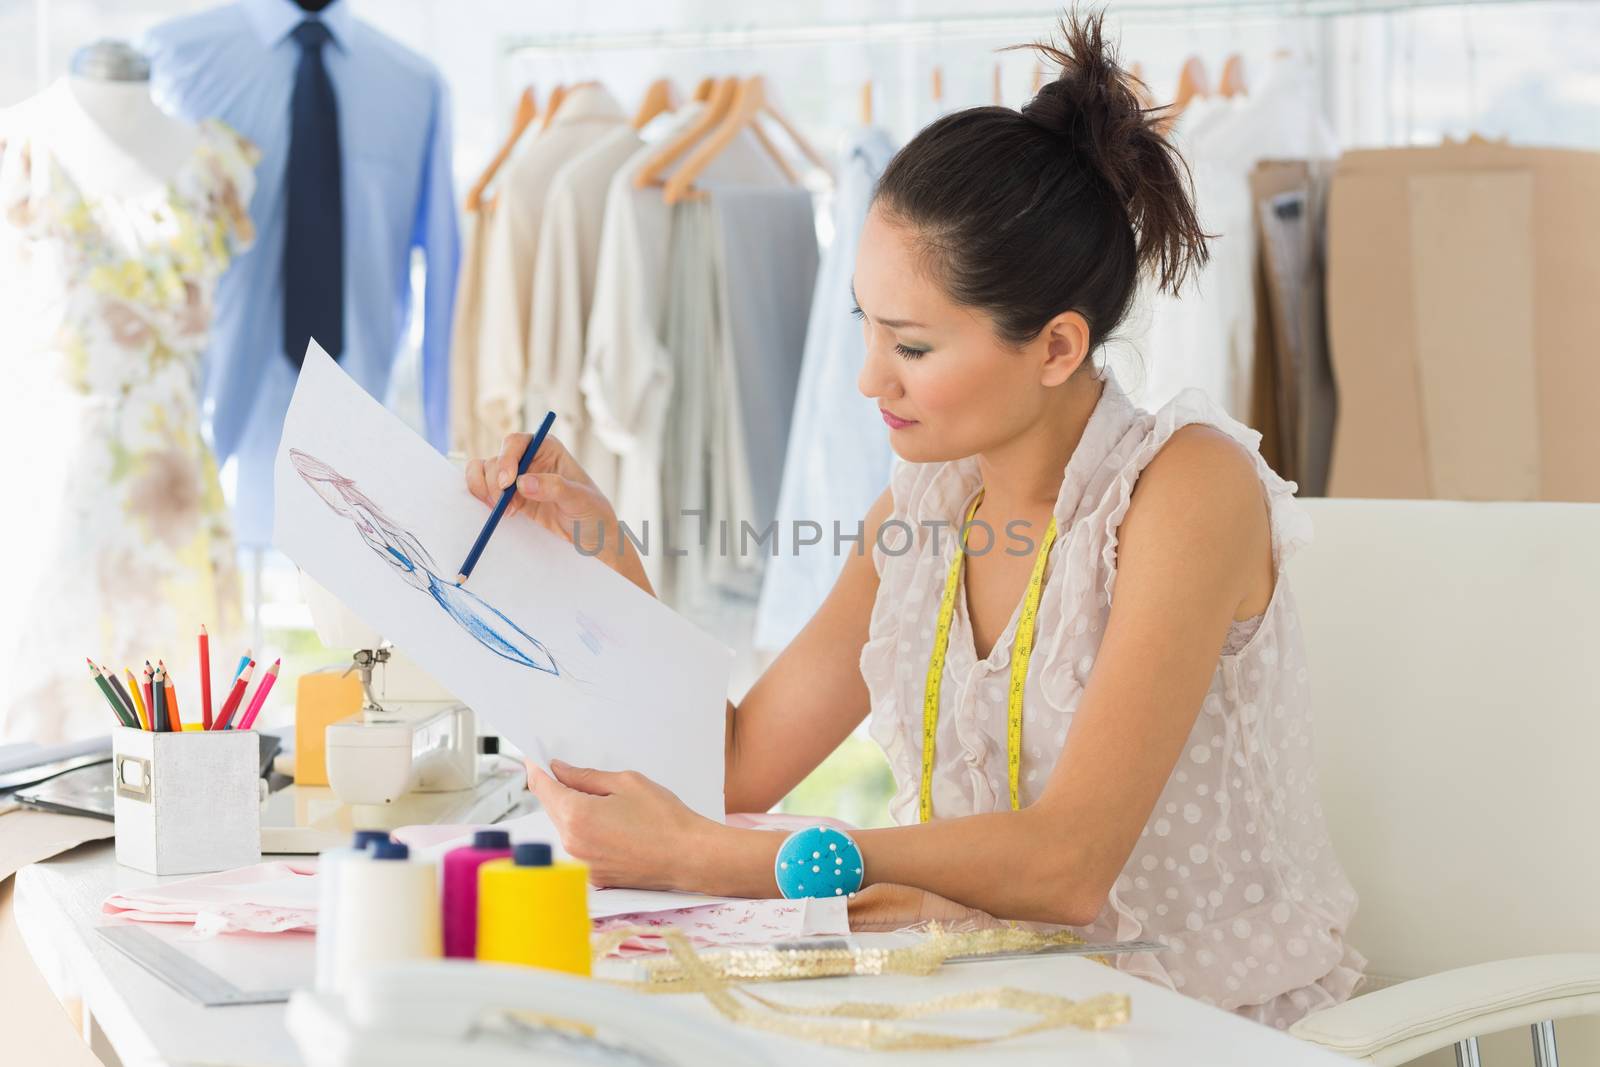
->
[1038,310,1092,386]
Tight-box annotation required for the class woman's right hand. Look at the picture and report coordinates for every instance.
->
[465,433,654,596]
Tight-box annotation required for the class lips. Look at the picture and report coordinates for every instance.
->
[880,408,915,430]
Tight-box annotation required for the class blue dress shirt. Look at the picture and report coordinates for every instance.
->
[143,0,458,546]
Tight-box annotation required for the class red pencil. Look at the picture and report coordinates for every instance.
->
[199,625,213,730]
[237,659,280,731]
[213,661,254,730]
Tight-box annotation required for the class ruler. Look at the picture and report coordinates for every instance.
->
[96,925,291,1007]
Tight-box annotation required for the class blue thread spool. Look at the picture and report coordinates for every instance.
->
[774,827,864,899]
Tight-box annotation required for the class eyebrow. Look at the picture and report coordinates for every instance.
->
[850,278,927,330]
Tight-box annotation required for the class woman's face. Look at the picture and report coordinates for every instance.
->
[855,207,1084,464]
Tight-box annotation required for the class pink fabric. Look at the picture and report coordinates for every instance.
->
[101,861,319,936]
[860,374,1368,1030]
[596,896,849,956]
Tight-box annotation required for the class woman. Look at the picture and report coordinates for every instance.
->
[465,13,1366,1030]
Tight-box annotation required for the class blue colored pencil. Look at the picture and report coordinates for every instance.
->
[455,410,555,586]
[233,651,251,682]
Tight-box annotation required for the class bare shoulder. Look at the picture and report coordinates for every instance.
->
[1120,424,1271,584]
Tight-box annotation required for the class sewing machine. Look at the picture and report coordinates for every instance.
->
[258,575,529,853]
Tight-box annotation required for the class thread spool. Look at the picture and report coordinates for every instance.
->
[314,830,390,994]
[477,843,591,975]
[334,841,441,993]
[442,829,513,958]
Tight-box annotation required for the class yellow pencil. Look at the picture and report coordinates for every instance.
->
[125,668,150,730]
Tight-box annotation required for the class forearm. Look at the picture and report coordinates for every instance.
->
[688,807,1105,925]
[856,808,1103,925]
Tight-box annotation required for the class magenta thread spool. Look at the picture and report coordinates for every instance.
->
[441,829,513,958]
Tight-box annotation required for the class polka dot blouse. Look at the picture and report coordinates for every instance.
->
[859,374,1368,1030]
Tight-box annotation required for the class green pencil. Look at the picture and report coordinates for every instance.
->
[87,659,134,728]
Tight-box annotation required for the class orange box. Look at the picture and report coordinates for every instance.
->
[294,670,363,786]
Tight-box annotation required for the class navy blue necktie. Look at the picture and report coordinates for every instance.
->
[284,20,343,365]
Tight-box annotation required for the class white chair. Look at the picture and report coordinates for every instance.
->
[1284,500,1600,1066]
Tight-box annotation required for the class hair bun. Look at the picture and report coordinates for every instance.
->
[1017,9,1209,296]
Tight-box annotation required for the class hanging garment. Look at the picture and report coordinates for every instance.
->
[702,186,820,601]
[142,0,459,546]
[754,127,896,652]
[1325,141,1600,502]
[659,199,721,607]
[449,203,498,460]
[476,84,626,452]
[525,125,643,498]
[0,103,256,743]
[581,111,787,593]
[860,372,1366,1030]
[1131,57,1336,422]
[1247,160,1337,496]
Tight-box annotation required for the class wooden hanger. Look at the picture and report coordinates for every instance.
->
[634,77,737,190]
[1219,54,1248,98]
[539,83,569,132]
[1128,61,1156,110]
[691,76,715,103]
[755,80,831,180]
[665,76,799,204]
[993,63,1002,106]
[931,66,944,108]
[860,79,873,126]
[1173,55,1212,114]
[464,86,537,213]
[633,78,678,129]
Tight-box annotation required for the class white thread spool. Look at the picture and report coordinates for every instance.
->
[333,841,441,994]
[314,831,391,994]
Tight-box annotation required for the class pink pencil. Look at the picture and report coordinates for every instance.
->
[236,659,280,731]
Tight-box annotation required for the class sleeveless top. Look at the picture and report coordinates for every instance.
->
[860,374,1369,1030]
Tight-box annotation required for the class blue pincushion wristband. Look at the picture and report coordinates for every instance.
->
[774,826,864,899]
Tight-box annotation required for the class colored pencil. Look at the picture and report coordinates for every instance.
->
[160,661,182,732]
[455,410,555,586]
[213,661,254,730]
[199,625,213,730]
[104,666,139,728]
[125,668,150,730]
[233,650,251,683]
[237,659,280,731]
[151,665,168,733]
[87,660,133,728]
[142,665,155,732]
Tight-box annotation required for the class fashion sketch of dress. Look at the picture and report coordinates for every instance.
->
[0,107,256,744]
[289,449,564,675]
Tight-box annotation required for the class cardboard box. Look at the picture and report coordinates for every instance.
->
[1326,141,1600,501]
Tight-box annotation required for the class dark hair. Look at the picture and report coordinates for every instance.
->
[872,8,1210,349]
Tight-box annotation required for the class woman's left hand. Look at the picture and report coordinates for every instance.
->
[528,759,718,891]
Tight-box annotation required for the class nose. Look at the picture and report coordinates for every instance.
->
[857,325,901,402]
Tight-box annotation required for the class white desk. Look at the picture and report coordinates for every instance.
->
[15,842,1357,1066]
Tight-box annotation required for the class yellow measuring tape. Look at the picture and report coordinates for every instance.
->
[920,489,1059,822]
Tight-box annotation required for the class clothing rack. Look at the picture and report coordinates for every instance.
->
[504,0,1559,56]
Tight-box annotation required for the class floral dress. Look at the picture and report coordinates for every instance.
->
[0,109,258,743]
[860,373,1368,1030]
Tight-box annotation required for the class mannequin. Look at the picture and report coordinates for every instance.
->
[44,40,201,202]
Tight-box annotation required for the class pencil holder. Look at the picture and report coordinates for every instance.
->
[112,725,262,876]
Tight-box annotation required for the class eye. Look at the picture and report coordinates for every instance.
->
[849,303,865,320]
[895,343,928,360]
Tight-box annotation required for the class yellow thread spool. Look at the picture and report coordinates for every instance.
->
[477,846,591,976]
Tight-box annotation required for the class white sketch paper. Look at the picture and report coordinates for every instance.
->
[274,343,732,821]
